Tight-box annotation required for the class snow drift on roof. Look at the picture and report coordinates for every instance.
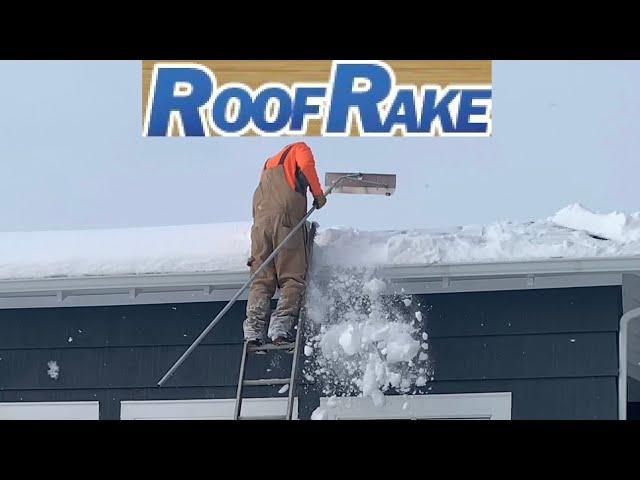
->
[551,203,640,243]
[0,204,639,281]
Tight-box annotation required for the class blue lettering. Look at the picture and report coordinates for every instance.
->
[290,87,326,132]
[382,88,419,133]
[325,63,391,134]
[145,66,214,136]
[252,87,292,133]
[419,89,459,134]
[211,87,253,133]
[456,89,491,134]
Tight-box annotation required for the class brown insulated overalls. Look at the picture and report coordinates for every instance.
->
[243,146,309,342]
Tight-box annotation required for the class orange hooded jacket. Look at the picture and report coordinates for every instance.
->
[263,142,324,198]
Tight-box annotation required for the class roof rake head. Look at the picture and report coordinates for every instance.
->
[325,172,396,196]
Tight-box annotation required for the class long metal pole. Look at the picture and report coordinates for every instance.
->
[157,205,317,386]
[156,174,359,387]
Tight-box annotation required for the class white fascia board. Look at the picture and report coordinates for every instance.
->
[1,256,639,309]
[373,256,640,280]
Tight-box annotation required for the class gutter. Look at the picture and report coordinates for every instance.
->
[619,307,640,420]
[1,255,640,295]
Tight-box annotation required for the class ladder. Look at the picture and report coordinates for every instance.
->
[233,221,317,420]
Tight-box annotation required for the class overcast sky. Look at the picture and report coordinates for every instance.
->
[0,60,638,232]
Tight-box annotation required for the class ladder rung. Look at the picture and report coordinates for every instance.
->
[248,343,295,353]
[237,415,288,420]
[243,378,290,386]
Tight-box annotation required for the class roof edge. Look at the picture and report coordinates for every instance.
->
[1,256,639,296]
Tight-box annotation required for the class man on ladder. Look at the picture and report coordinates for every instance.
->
[244,142,327,347]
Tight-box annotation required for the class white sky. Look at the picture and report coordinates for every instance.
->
[0,60,638,232]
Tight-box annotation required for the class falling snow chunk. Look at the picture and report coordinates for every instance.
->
[421,343,429,350]
[402,402,409,410]
[67,336,73,343]
[370,389,385,407]
[47,360,59,379]
[338,326,361,356]
[415,376,427,387]
[304,345,314,357]
[306,270,433,404]
[415,312,423,322]
[363,278,387,298]
[278,384,289,394]
[305,374,315,382]
[421,331,428,340]
[570,338,576,343]
[311,407,327,420]
[403,298,412,307]
[171,307,177,310]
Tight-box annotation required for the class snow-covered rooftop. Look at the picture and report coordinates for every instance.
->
[0,203,639,282]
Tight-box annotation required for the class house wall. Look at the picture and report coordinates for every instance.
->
[0,286,622,419]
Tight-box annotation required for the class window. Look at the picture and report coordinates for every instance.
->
[0,401,99,420]
[120,397,298,420]
[319,392,512,420]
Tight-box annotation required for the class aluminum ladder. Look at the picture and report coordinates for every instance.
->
[233,221,317,420]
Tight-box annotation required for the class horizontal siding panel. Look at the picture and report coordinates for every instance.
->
[0,344,294,390]
[0,287,622,350]
[0,332,616,389]
[414,287,621,338]
[0,301,251,349]
[428,332,617,380]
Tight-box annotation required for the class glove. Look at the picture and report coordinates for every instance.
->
[313,193,327,210]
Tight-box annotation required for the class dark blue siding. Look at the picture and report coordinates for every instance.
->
[0,286,622,419]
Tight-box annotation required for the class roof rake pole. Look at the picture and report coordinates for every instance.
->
[157,206,317,387]
[156,172,395,387]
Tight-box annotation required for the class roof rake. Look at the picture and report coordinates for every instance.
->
[325,172,396,196]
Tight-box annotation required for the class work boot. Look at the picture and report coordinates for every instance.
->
[245,338,267,354]
[271,334,296,346]
[243,317,267,344]
[268,315,297,344]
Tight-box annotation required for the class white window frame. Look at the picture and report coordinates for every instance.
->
[120,397,298,420]
[0,401,99,420]
[319,392,512,420]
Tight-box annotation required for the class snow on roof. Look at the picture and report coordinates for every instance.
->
[0,204,639,282]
